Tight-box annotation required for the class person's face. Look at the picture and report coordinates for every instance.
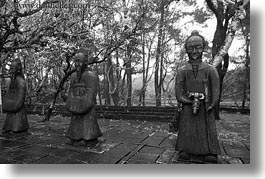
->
[186,41,204,61]
[74,53,86,71]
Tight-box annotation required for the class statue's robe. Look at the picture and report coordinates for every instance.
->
[66,70,102,141]
[2,76,29,133]
[175,62,220,155]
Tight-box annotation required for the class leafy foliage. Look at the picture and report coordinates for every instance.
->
[0,0,249,108]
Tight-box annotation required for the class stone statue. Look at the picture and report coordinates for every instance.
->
[2,59,29,134]
[175,31,220,163]
[65,49,102,146]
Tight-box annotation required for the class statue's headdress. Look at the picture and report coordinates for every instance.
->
[10,58,24,78]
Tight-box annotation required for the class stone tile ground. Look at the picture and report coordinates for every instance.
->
[0,112,250,164]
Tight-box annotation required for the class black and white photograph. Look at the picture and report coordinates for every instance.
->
[0,0,257,176]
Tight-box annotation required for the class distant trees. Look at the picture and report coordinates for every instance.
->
[222,66,249,107]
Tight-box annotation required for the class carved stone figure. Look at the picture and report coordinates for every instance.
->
[2,60,29,134]
[66,49,102,146]
[175,31,220,163]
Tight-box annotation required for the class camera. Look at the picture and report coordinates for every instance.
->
[188,92,205,115]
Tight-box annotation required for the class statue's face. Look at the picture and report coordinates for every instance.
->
[186,41,204,61]
[185,35,204,62]
[10,62,19,76]
[74,53,86,72]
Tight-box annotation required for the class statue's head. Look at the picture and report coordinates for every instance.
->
[185,30,207,62]
[10,59,22,77]
[74,49,88,73]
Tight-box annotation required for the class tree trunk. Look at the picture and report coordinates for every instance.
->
[139,0,146,106]
[104,61,111,105]
[206,0,234,120]
[208,4,247,119]
[36,66,51,93]
[120,70,127,105]
[0,68,2,114]
[241,37,250,110]
[212,22,229,120]
[107,55,119,106]
[95,64,102,106]
[41,69,75,122]
[113,49,121,106]
[141,33,146,106]
[155,0,165,107]
[126,46,132,106]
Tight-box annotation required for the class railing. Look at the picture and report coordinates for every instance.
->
[26,104,178,122]
[25,103,250,122]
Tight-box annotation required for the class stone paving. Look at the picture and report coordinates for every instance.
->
[0,112,250,164]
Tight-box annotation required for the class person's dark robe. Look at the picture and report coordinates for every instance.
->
[175,62,220,155]
[66,70,102,141]
[2,76,29,133]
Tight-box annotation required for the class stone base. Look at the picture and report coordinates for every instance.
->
[173,151,219,164]
[66,138,99,148]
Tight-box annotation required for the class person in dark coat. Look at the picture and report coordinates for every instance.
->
[175,30,220,163]
[65,49,102,147]
[2,60,29,134]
